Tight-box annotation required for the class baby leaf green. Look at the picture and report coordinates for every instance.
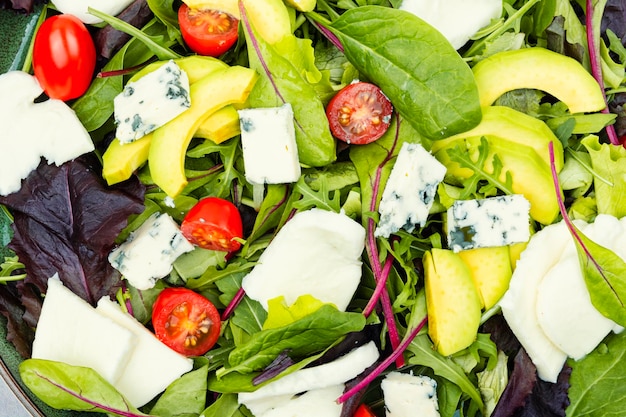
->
[328,6,482,140]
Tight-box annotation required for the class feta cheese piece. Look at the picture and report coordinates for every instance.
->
[31,277,135,384]
[114,60,190,143]
[238,104,301,184]
[447,195,531,252]
[96,298,193,407]
[375,142,446,238]
[0,71,94,196]
[241,208,365,311]
[238,341,379,403]
[108,212,194,290]
[381,372,440,417]
[399,0,502,50]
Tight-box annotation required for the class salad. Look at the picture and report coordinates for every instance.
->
[1,0,626,416]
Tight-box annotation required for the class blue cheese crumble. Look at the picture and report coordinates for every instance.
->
[447,195,531,252]
[108,212,193,290]
[375,142,446,238]
[114,60,191,143]
[381,372,440,417]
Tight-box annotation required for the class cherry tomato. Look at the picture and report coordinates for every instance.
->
[32,14,96,101]
[326,81,393,145]
[354,404,376,417]
[180,197,244,252]
[152,287,221,356]
[178,4,239,57]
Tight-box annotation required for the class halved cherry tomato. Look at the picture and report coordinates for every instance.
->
[152,287,221,356]
[326,81,393,145]
[354,404,376,417]
[180,197,243,252]
[32,14,96,101]
[178,4,239,57]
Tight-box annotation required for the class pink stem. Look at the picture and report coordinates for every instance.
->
[586,0,620,145]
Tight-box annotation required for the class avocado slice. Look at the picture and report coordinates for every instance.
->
[473,48,606,113]
[149,66,258,197]
[424,248,482,356]
[431,105,564,172]
[457,246,512,310]
[194,105,241,144]
[284,0,316,12]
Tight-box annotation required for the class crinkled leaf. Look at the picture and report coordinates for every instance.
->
[582,135,626,218]
[327,6,482,140]
[0,284,33,358]
[19,359,153,416]
[241,5,336,167]
[0,157,145,315]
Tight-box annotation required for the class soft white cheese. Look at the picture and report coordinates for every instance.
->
[399,0,502,50]
[96,298,193,407]
[238,104,301,185]
[245,385,345,417]
[241,208,365,311]
[238,341,379,404]
[375,142,446,238]
[0,71,94,196]
[48,0,135,24]
[31,277,135,384]
[108,212,194,290]
[381,372,440,417]
[114,60,190,143]
[446,195,531,252]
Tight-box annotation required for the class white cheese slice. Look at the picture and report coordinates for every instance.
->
[241,208,365,311]
[238,341,378,404]
[0,71,94,196]
[447,195,531,252]
[399,0,502,50]
[31,277,135,384]
[247,385,345,417]
[381,372,440,417]
[49,0,135,24]
[238,104,301,185]
[375,142,446,238]
[108,212,194,290]
[114,60,191,143]
[96,298,193,407]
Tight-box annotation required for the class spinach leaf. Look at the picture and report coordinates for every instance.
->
[145,0,182,44]
[149,365,208,417]
[19,359,153,416]
[325,6,482,140]
[567,332,626,416]
[218,305,366,376]
[241,6,337,167]
[201,393,242,417]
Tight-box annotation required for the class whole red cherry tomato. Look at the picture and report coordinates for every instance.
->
[32,14,96,101]
[180,197,244,252]
[178,4,239,57]
[326,81,393,145]
[152,287,221,356]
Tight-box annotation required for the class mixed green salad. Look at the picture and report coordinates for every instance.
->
[1,0,626,416]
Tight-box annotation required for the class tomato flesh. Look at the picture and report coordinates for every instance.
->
[178,4,239,57]
[326,82,393,145]
[353,404,376,417]
[181,197,244,252]
[152,288,221,356]
[32,15,96,101]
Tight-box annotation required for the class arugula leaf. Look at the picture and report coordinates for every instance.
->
[19,359,153,416]
[241,5,337,167]
[325,6,482,140]
[218,305,366,377]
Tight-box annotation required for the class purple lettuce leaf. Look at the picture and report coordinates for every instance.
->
[601,0,626,45]
[95,0,154,60]
[0,156,145,329]
[0,0,39,12]
[0,284,34,358]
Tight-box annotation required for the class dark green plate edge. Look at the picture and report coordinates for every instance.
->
[0,7,93,417]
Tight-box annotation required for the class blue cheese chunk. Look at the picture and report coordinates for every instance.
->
[108,212,194,290]
[447,195,531,252]
[375,142,446,238]
[238,104,301,184]
[382,372,440,417]
[114,60,190,143]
